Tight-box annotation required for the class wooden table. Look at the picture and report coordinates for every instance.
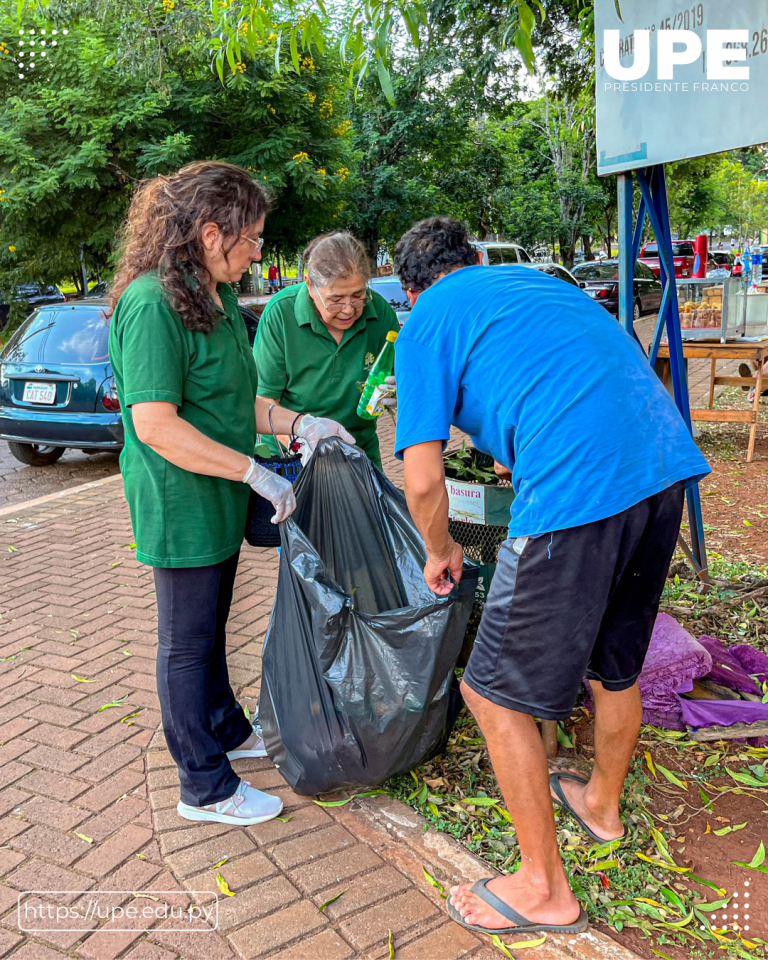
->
[657,339,768,462]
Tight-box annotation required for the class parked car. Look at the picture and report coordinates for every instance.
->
[711,251,737,274]
[240,305,260,346]
[639,239,697,279]
[367,276,411,326]
[524,262,586,287]
[84,280,109,299]
[571,259,663,321]
[0,284,67,331]
[473,242,532,266]
[0,300,123,465]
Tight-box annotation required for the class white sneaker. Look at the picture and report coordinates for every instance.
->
[227,721,268,760]
[177,780,283,825]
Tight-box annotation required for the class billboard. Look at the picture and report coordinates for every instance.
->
[595,0,768,176]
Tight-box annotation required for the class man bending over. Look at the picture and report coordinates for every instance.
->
[392,216,709,936]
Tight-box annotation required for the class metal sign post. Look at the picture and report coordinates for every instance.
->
[618,165,708,582]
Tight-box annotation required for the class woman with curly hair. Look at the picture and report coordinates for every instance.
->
[108,161,354,827]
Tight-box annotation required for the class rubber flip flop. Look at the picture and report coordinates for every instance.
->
[446,878,589,935]
[549,772,626,845]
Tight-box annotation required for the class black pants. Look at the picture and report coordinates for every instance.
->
[154,551,253,806]
[463,482,685,721]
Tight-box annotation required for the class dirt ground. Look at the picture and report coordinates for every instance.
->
[697,391,768,565]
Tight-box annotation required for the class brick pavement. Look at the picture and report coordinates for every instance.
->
[0,444,120,510]
[0,466,639,959]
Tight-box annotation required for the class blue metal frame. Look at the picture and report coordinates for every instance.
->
[617,166,708,579]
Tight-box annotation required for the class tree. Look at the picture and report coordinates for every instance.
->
[0,4,356,304]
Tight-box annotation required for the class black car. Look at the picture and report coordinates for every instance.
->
[240,306,260,347]
[571,259,663,321]
[83,280,109,299]
[0,284,67,331]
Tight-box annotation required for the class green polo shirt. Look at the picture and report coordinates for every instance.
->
[109,271,258,568]
[254,283,399,468]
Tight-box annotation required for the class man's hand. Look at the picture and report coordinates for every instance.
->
[423,539,464,595]
[494,460,512,481]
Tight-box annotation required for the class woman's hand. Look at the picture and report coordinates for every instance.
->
[493,460,512,481]
[380,375,397,408]
[243,459,296,523]
[296,415,356,465]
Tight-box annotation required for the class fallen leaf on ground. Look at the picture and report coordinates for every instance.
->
[318,890,346,913]
[216,873,235,897]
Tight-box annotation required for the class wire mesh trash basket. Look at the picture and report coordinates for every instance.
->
[444,447,514,662]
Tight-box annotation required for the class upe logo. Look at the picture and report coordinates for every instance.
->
[604,29,749,81]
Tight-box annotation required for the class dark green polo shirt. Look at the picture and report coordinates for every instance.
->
[109,271,258,568]
[254,283,399,468]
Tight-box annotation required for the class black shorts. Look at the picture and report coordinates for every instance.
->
[462,482,685,721]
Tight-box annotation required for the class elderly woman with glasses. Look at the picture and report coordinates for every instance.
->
[254,232,399,469]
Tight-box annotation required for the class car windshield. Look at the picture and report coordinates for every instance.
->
[1,307,110,363]
[14,284,41,298]
[643,242,694,257]
[572,263,619,281]
[368,279,410,312]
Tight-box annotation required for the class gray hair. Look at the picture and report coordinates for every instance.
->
[304,231,372,288]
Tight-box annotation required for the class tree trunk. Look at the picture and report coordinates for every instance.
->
[362,225,379,267]
[582,234,594,261]
[560,237,576,270]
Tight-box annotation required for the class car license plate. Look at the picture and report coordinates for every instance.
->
[23,382,56,405]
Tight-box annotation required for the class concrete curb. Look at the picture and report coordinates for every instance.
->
[334,795,640,959]
[0,469,123,517]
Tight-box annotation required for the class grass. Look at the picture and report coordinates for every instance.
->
[384,558,768,959]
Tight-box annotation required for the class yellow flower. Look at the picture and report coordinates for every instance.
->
[162,0,175,10]
[235,61,246,73]
[8,246,16,252]
[305,91,316,104]
[319,99,333,119]
[335,166,350,182]
[267,33,278,41]
[292,152,310,164]
[318,168,326,176]
[333,120,353,137]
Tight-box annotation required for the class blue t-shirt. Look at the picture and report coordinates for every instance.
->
[394,265,710,537]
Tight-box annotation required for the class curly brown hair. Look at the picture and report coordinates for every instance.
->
[109,161,271,334]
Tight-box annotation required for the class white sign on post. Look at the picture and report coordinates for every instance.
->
[595,0,768,176]
[445,480,485,524]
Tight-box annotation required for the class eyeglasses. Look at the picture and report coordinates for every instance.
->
[311,284,372,314]
[240,234,265,251]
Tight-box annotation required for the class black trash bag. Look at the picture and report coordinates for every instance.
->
[258,437,478,796]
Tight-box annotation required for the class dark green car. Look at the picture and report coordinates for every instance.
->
[0,299,123,466]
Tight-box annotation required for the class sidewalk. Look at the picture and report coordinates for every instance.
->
[0,469,637,960]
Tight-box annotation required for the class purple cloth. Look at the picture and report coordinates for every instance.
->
[698,635,761,695]
[678,680,768,728]
[730,644,768,685]
[638,614,712,730]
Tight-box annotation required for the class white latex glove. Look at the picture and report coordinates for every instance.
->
[243,458,296,523]
[380,374,397,408]
[296,415,356,466]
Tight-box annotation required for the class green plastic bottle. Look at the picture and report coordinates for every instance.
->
[357,330,398,420]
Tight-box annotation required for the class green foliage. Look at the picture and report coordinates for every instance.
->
[0,3,356,297]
